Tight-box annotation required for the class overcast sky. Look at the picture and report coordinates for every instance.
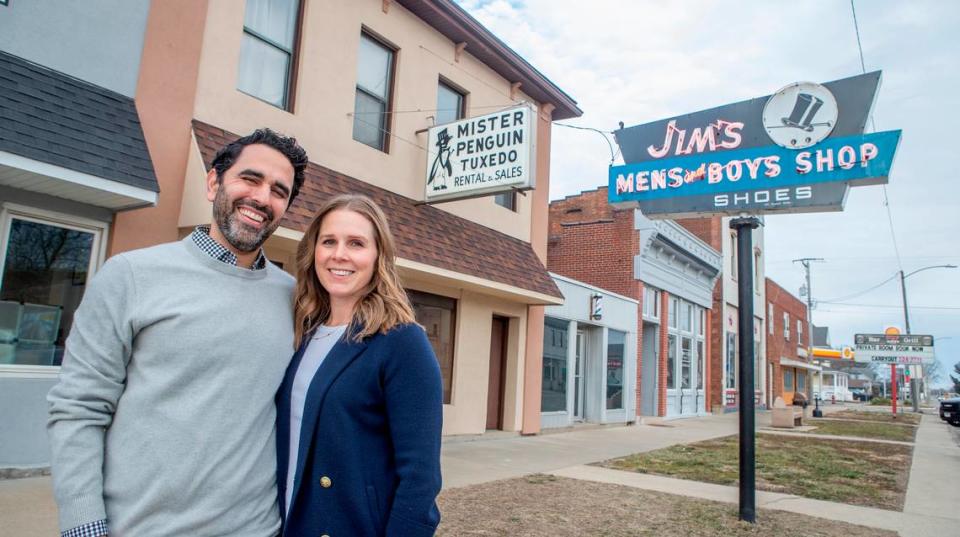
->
[457,0,960,388]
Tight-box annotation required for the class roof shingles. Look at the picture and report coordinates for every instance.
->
[192,120,561,300]
[0,50,158,192]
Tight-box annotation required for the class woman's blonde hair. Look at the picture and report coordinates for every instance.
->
[293,194,416,347]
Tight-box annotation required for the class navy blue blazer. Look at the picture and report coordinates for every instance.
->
[277,323,443,537]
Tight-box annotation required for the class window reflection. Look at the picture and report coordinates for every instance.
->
[541,317,567,412]
[0,219,95,366]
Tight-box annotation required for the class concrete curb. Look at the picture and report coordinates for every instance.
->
[549,464,956,536]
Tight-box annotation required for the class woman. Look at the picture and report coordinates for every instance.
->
[276,194,443,537]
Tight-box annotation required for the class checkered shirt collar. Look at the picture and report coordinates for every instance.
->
[61,519,108,537]
[191,225,268,270]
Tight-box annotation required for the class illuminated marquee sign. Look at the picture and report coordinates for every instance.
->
[853,333,935,365]
[609,130,900,215]
[424,104,536,203]
[609,72,897,218]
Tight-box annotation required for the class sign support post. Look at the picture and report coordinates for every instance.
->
[732,216,759,523]
[891,364,897,418]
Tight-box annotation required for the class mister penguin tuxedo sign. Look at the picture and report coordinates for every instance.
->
[425,104,536,203]
[609,71,901,218]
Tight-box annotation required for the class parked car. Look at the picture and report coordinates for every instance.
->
[939,396,960,426]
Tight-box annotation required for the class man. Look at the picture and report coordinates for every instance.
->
[47,129,308,537]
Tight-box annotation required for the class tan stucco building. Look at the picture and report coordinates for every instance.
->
[0,0,581,470]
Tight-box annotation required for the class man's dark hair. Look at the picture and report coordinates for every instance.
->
[210,128,309,205]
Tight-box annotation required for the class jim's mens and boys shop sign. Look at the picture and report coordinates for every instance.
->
[425,105,536,203]
[608,71,901,217]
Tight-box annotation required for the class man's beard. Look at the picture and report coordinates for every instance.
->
[212,188,280,253]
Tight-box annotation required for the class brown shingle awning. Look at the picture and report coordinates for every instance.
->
[192,120,562,301]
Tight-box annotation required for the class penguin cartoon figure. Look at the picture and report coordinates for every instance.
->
[428,128,453,191]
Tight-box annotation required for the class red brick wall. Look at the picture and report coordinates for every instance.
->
[708,280,724,410]
[765,278,810,402]
[547,187,639,299]
[676,216,723,251]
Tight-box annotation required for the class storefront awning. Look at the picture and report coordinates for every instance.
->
[193,121,563,304]
[780,357,822,372]
[0,51,159,210]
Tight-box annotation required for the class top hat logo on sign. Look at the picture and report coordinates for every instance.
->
[762,81,838,149]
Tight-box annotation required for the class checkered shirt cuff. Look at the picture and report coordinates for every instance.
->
[61,519,108,537]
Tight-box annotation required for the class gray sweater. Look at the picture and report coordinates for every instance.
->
[48,236,295,536]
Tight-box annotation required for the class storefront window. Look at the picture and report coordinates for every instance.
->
[725,332,737,389]
[754,341,761,391]
[606,330,625,410]
[408,290,456,404]
[541,317,568,412]
[681,303,692,332]
[0,215,99,367]
[667,334,676,389]
[784,368,794,391]
[798,371,806,392]
[643,286,659,319]
[696,340,704,390]
[668,297,678,328]
[681,337,692,389]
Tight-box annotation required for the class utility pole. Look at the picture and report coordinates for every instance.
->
[793,258,824,398]
[899,270,919,412]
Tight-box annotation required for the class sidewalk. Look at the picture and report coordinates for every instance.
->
[442,412,740,488]
[3,407,955,536]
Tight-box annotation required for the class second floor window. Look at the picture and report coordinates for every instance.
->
[238,0,301,110]
[353,33,395,152]
[436,80,465,125]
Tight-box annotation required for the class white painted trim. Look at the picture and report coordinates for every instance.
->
[0,150,158,204]
[780,357,822,372]
[549,272,640,305]
[0,205,110,375]
[0,364,60,378]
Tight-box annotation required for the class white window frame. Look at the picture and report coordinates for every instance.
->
[783,312,790,341]
[0,203,108,378]
[768,304,774,334]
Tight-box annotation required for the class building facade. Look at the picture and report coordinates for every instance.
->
[547,187,721,418]
[0,0,157,471]
[542,274,638,429]
[677,217,766,412]
[0,0,581,469]
[765,278,813,406]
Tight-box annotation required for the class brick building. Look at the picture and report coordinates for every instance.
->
[675,217,767,412]
[765,278,813,405]
[548,187,720,418]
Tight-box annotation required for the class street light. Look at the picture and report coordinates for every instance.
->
[900,264,957,412]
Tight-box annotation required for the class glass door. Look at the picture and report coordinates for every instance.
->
[574,330,585,420]
[0,209,104,367]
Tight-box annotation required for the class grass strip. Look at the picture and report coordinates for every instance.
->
[807,419,917,442]
[598,434,910,510]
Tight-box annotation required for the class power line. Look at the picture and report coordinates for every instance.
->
[820,271,899,302]
[554,122,617,163]
[850,0,905,276]
[819,301,960,311]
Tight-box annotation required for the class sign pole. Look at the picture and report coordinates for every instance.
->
[891,364,897,418]
[732,216,759,523]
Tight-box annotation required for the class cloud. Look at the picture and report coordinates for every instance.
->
[456,0,960,386]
